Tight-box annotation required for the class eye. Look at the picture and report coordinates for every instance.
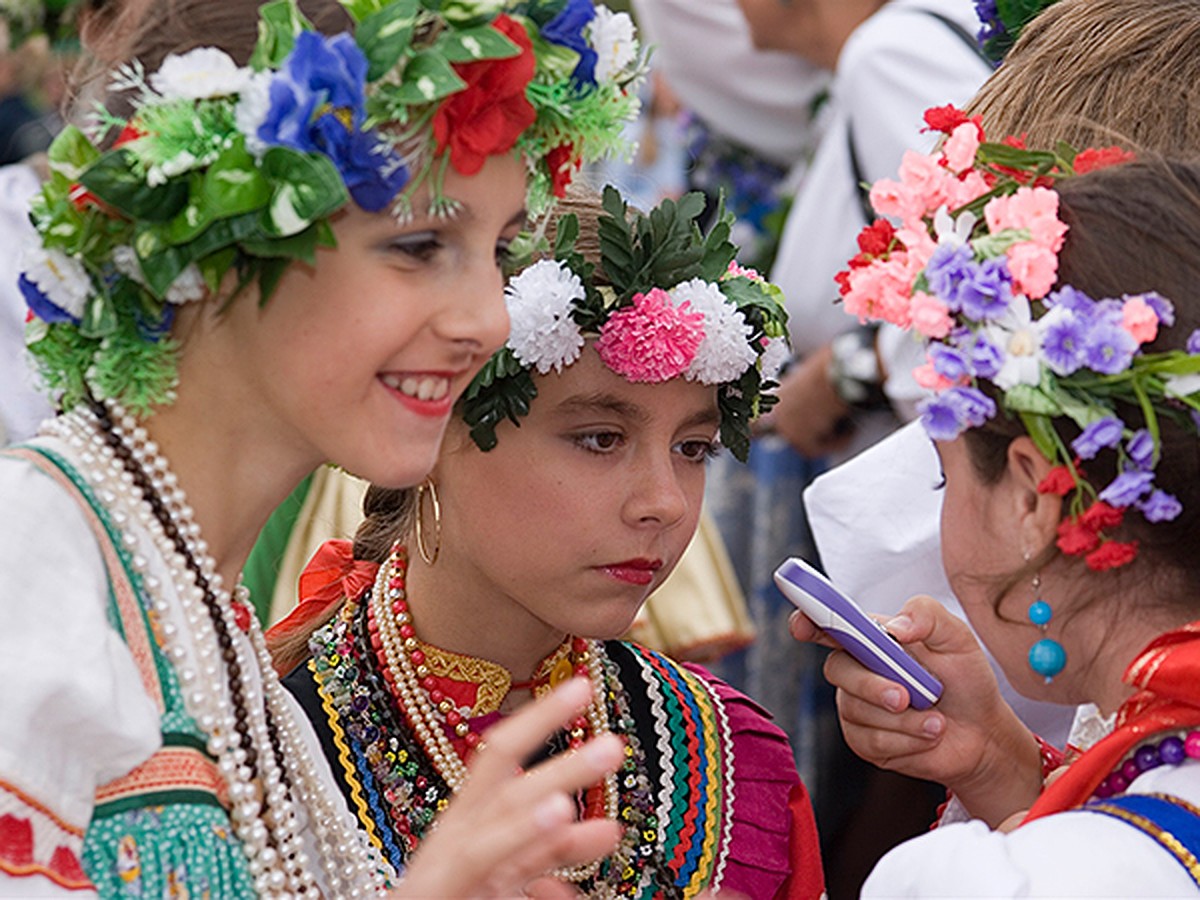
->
[574,431,623,454]
[389,232,442,262]
[675,439,720,463]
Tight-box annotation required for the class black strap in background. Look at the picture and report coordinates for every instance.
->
[847,8,991,224]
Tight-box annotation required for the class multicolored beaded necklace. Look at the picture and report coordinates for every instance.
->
[308,546,675,895]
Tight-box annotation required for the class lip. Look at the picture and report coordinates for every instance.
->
[596,558,663,586]
[379,371,461,419]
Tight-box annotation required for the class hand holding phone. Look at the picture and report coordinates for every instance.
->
[774,557,943,710]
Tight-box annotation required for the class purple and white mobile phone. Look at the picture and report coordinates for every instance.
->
[774,557,943,710]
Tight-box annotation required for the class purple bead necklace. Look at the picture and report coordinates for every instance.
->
[1092,731,1200,799]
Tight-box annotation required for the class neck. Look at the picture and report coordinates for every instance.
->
[138,392,321,593]
[403,548,568,684]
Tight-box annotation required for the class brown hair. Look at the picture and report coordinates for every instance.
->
[967,0,1200,154]
[351,184,613,566]
[963,159,1200,604]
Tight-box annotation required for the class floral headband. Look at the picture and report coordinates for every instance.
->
[22,0,644,414]
[461,185,790,461]
[973,0,1058,66]
[836,106,1200,571]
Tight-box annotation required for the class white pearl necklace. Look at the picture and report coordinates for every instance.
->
[43,404,390,898]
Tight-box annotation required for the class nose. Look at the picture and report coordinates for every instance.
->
[432,261,510,358]
[623,449,690,530]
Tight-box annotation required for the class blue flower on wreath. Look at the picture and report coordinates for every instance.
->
[19,274,78,325]
[257,31,408,211]
[541,0,598,86]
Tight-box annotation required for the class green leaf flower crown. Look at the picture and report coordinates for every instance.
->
[21,0,645,415]
[460,185,791,462]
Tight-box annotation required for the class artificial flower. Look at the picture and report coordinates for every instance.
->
[541,0,597,85]
[1085,540,1139,572]
[595,288,704,383]
[1037,465,1076,497]
[432,14,537,176]
[504,259,586,374]
[942,122,981,172]
[1056,518,1100,556]
[545,143,580,198]
[1071,417,1123,460]
[672,278,756,385]
[19,247,90,325]
[1073,146,1137,175]
[1080,500,1124,531]
[759,335,790,382]
[1138,490,1183,523]
[588,7,637,83]
[149,47,253,101]
[1121,294,1160,344]
[909,291,954,339]
[1098,470,1155,507]
[918,385,995,441]
[979,295,1041,389]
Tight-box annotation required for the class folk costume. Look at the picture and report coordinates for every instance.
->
[827,99,1200,895]
[273,188,824,897]
[0,0,644,895]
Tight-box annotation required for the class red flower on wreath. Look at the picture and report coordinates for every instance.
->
[1037,464,1076,497]
[432,14,537,176]
[1085,539,1139,572]
[1056,517,1100,556]
[546,142,580,198]
[1074,146,1137,175]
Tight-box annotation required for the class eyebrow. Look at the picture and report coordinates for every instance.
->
[556,392,720,430]
[423,203,528,232]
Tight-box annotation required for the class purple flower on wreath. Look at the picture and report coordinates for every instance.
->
[1071,416,1123,460]
[919,385,996,441]
[1046,285,1095,316]
[1099,469,1155,507]
[974,0,1003,44]
[541,0,598,85]
[1126,429,1155,469]
[929,343,970,381]
[1186,329,1200,356]
[957,257,1013,321]
[1135,291,1175,328]
[257,31,408,211]
[959,332,1003,379]
[1138,489,1183,523]
[1082,312,1138,375]
[924,243,973,305]
[1039,306,1087,376]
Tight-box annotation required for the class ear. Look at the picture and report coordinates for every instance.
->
[1005,435,1061,556]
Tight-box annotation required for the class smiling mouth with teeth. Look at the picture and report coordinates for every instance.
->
[381,373,452,403]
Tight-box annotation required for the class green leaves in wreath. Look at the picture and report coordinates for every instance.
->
[461,347,538,451]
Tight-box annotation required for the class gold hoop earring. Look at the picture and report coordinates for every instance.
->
[415,478,441,566]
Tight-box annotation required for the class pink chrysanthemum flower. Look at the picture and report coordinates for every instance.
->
[596,288,704,382]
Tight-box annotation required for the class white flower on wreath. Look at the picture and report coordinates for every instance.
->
[671,277,755,384]
[979,293,1042,390]
[588,7,637,83]
[21,246,91,319]
[505,259,586,374]
[150,47,253,101]
[113,245,206,304]
[759,335,790,382]
[235,70,274,158]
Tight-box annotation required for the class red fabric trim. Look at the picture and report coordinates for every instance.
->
[781,781,825,900]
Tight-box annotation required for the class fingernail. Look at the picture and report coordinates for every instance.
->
[882,688,904,712]
[886,614,912,635]
[532,792,572,829]
[922,715,944,737]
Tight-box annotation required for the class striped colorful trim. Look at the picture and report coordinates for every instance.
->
[0,780,90,891]
[1084,792,1200,887]
[626,644,730,897]
[93,738,229,818]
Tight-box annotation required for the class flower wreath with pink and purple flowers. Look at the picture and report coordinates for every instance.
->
[460,185,790,461]
[21,0,644,415]
[836,106,1200,571]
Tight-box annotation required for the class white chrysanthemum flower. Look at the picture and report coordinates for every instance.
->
[166,264,207,305]
[505,259,586,374]
[588,7,637,82]
[150,47,253,101]
[21,247,91,319]
[759,335,790,382]
[672,278,755,384]
[235,70,274,157]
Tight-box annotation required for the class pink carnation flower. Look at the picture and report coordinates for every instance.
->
[1006,242,1059,300]
[842,255,913,328]
[944,170,992,210]
[909,291,953,339]
[941,122,981,173]
[984,187,1069,253]
[913,360,955,391]
[725,260,762,281]
[596,288,705,383]
[1121,295,1160,344]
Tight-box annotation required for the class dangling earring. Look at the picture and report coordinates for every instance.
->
[415,478,441,566]
[1027,571,1066,683]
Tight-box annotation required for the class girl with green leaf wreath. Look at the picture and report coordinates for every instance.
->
[266,186,826,898]
[0,0,649,895]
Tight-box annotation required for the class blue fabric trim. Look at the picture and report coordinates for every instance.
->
[1085,793,1200,887]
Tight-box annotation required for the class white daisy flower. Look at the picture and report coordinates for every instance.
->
[759,335,791,382]
[234,70,274,157]
[588,7,637,83]
[980,294,1042,390]
[505,259,586,374]
[150,47,253,101]
[672,278,756,384]
[21,247,91,320]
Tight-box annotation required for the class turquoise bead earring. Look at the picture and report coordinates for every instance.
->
[1028,571,1066,682]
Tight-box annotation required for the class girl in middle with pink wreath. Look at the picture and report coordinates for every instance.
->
[268,186,825,898]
